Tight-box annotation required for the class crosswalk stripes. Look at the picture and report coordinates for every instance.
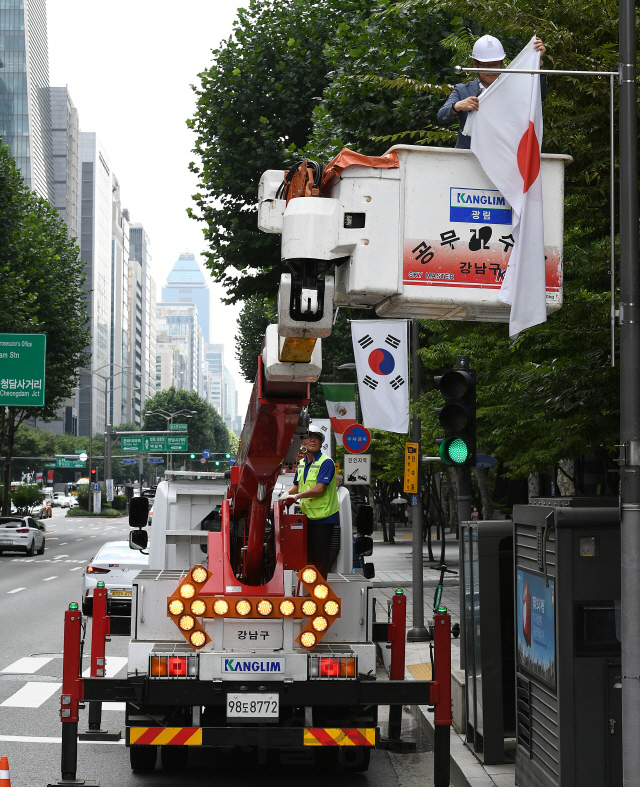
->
[1,657,54,674]
[82,657,128,679]
[0,682,61,708]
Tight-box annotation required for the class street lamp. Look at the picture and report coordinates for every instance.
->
[144,409,198,471]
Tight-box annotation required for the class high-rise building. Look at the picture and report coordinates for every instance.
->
[110,173,130,426]
[204,343,224,416]
[223,367,237,432]
[129,223,156,409]
[77,132,113,437]
[162,253,210,343]
[49,86,79,237]
[0,0,53,200]
[155,304,202,395]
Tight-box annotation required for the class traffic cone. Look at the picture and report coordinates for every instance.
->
[0,756,10,787]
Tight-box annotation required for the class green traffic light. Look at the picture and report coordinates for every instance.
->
[439,437,469,466]
[190,454,196,459]
[215,460,220,466]
[225,453,231,459]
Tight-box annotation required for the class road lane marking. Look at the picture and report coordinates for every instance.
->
[103,702,126,711]
[82,656,127,679]
[7,587,25,594]
[69,567,82,571]
[42,576,57,581]
[0,681,61,707]
[0,735,125,745]
[58,542,67,545]
[2,657,54,673]
[75,538,83,541]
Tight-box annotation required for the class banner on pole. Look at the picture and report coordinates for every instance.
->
[321,384,356,446]
[351,320,409,434]
[93,491,101,514]
[106,479,114,502]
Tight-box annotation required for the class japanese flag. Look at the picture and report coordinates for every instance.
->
[463,37,545,339]
[351,320,409,434]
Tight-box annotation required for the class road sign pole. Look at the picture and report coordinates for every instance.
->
[408,320,429,642]
[618,0,640,781]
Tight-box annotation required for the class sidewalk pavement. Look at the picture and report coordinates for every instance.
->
[371,528,515,787]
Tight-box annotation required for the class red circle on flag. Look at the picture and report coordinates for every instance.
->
[517,121,540,193]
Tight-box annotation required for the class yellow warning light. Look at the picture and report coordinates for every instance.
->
[300,631,317,649]
[213,599,229,615]
[279,600,295,616]
[301,600,317,616]
[324,600,339,616]
[301,568,318,585]
[312,616,328,632]
[257,599,273,616]
[179,583,196,599]
[179,615,195,631]
[190,599,206,616]
[236,599,252,616]
[313,584,329,600]
[191,566,208,583]
[168,599,185,616]
[190,630,206,648]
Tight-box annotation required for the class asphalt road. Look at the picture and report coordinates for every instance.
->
[0,509,438,787]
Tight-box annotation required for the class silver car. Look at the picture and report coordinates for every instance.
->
[0,516,46,556]
[81,540,148,615]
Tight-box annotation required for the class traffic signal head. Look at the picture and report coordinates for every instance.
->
[215,460,220,466]
[90,468,97,480]
[190,454,196,459]
[434,368,476,467]
[225,453,231,459]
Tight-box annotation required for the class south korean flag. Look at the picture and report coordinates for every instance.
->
[351,320,409,434]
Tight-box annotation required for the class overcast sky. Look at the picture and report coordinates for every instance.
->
[46,0,251,413]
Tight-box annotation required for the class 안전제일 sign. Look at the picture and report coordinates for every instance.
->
[0,334,46,407]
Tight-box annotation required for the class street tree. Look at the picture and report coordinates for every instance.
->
[0,145,90,513]
[142,388,232,456]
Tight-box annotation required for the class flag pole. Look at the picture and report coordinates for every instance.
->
[408,319,429,641]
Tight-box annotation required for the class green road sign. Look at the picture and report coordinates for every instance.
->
[44,463,56,468]
[167,435,188,451]
[74,449,86,454]
[0,333,46,407]
[169,423,188,431]
[144,435,167,452]
[121,435,144,453]
[55,458,86,468]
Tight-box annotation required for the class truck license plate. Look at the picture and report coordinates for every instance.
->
[110,590,132,597]
[227,693,279,722]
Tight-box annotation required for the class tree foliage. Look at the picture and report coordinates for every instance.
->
[142,388,232,456]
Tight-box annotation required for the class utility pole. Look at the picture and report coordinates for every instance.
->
[618,0,639,781]
[408,320,428,641]
[455,355,473,672]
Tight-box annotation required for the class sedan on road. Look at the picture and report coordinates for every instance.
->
[82,540,148,615]
[0,516,46,556]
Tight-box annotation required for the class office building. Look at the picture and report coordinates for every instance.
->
[110,174,130,426]
[49,87,79,237]
[129,222,156,412]
[155,304,203,395]
[162,252,210,343]
[0,0,53,200]
[204,343,224,416]
[77,132,113,437]
[224,367,237,432]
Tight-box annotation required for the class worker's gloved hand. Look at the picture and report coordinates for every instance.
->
[281,496,297,508]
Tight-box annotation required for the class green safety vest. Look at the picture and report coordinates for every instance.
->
[297,452,340,521]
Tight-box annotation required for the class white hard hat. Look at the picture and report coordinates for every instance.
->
[472,35,506,62]
[306,423,327,438]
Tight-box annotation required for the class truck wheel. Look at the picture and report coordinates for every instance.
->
[130,745,157,771]
[161,745,188,772]
[339,747,371,772]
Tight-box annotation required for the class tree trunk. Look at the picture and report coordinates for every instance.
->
[477,467,494,520]
[557,460,576,496]
[528,472,540,501]
[2,408,17,515]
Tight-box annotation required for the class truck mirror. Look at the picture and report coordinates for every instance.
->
[129,496,149,527]
[129,529,148,551]
[363,562,375,579]
[355,535,373,556]
[356,505,374,535]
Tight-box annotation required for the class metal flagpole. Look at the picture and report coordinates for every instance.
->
[617,0,639,781]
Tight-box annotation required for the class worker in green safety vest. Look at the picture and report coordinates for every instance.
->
[284,423,340,578]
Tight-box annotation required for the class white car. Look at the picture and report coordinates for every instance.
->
[81,541,148,615]
[0,516,46,556]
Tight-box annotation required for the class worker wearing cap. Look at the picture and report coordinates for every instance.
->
[437,34,547,149]
[284,424,340,578]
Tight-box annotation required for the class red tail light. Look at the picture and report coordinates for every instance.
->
[319,657,340,678]
[16,528,29,533]
[167,657,188,677]
[86,566,110,574]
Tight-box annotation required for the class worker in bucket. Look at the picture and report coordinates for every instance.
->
[437,34,547,149]
[284,423,340,578]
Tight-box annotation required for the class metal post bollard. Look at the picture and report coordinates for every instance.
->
[388,589,406,741]
[433,606,452,787]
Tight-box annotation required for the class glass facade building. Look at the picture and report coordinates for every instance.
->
[162,253,210,343]
[0,0,53,200]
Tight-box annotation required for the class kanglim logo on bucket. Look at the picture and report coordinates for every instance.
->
[223,658,284,673]
[450,187,512,225]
